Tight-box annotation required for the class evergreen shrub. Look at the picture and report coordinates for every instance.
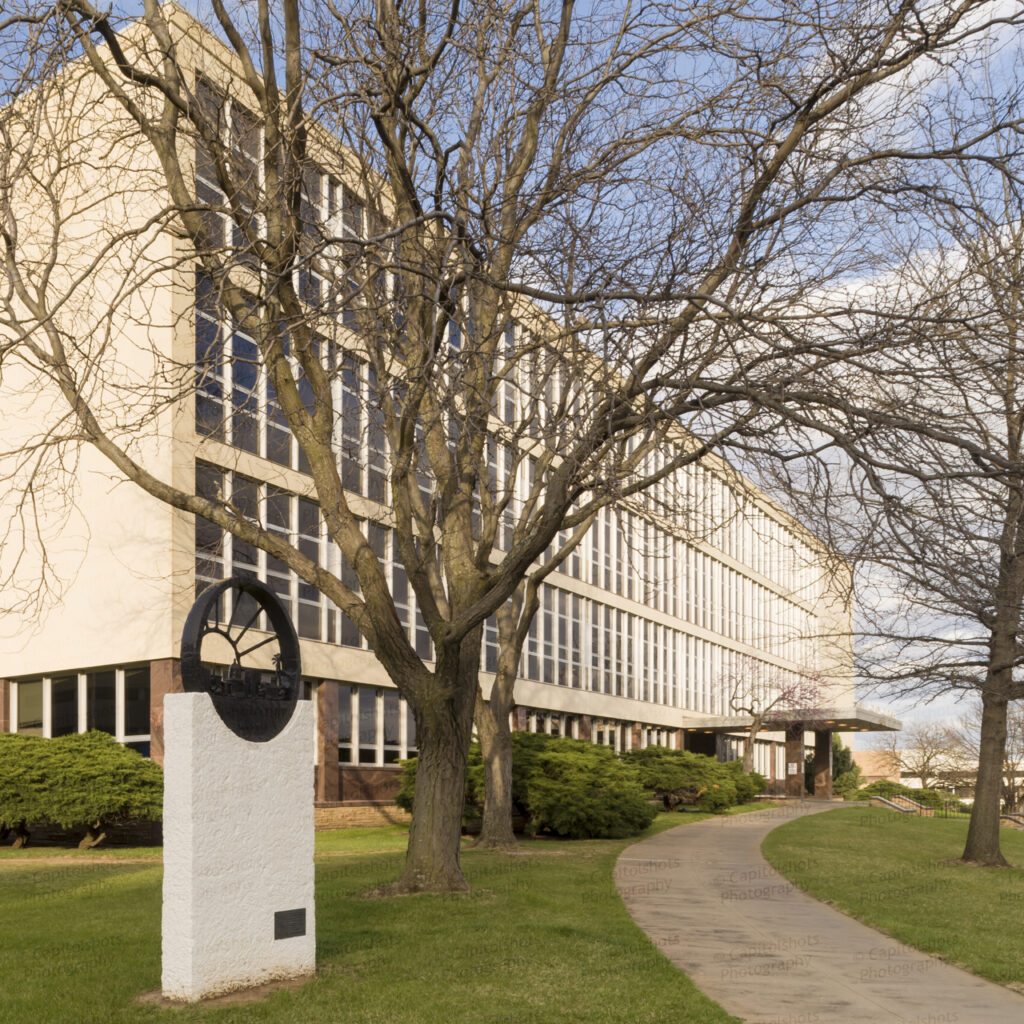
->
[397,732,657,838]
[0,731,162,848]
[622,746,764,812]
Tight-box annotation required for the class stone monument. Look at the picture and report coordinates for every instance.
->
[161,578,315,1001]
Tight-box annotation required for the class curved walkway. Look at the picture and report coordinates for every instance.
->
[615,802,1024,1024]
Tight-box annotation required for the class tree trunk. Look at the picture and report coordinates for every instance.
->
[78,825,107,849]
[474,689,516,850]
[962,691,1010,866]
[391,632,482,894]
[475,598,527,849]
[741,716,763,774]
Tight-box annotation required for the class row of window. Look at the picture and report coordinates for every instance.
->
[718,734,784,779]
[7,670,781,775]
[192,270,823,617]
[11,668,152,756]
[193,74,372,305]
[517,708,677,753]
[194,464,817,714]
[337,684,417,766]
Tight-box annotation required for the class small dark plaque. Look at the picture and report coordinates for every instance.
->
[180,577,302,742]
[274,907,306,940]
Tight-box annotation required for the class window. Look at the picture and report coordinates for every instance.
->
[338,684,353,763]
[13,667,151,746]
[124,667,151,737]
[383,690,401,764]
[358,687,377,764]
[339,684,416,765]
[86,671,116,734]
[484,615,498,673]
[297,498,323,640]
[339,354,363,493]
[51,675,78,737]
[15,680,42,736]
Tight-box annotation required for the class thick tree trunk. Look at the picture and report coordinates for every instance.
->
[391,633,482,894]
[962,691,1011,866]
[474,689,516,850]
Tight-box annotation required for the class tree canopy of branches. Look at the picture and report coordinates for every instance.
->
[726,662,830,774]
[750,88,1024,864]
[1,0,1020,890]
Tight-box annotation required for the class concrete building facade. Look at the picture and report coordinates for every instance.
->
[0,8,895,819]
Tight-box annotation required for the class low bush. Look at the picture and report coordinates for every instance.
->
[621,746,763,812]
[527,742,657,839]
[724,760,768,804]
[849,780,962,810]
[0,731,162,848]
[832,768,863,799]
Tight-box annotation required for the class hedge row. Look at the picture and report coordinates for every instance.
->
[846,779,969,812]
[0,731,163,848]
[396,735,766,839]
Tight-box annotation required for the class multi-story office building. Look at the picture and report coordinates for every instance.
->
[0,9,895,819]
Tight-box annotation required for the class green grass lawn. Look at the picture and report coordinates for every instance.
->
[0,807,775,1024]
[761,807,1024,988]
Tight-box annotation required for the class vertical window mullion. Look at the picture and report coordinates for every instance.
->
[115,668,125,742]
[42,677,52,738]
[77,672,86,734]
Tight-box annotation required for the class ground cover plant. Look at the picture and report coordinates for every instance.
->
[761,807,1024,988]
[0,809,782,1023]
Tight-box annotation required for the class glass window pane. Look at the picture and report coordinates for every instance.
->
[298,602,321,640]
[51,675,78,737]
[383,691,400,745]
[358,687,377,762]
[359,688,376,746]
[124,667,151,736]
[16,680,43,735]
[337,685,352,744]
[86,671,116,734]
[405,704,417,752]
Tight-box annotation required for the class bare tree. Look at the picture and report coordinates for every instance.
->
[1,1,1019,891]
[948,705,1024,812]
[746,85,1024,864]
[726,662,829,775]
[870,722,962,791]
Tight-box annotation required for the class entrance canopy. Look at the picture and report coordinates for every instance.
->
[680,704,901,800]
[680,704,901,736]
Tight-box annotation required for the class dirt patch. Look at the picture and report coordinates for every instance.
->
[0,855,155,868]
[136,973,315,1008]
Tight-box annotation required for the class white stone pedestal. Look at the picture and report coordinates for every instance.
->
[161,692,315,1001]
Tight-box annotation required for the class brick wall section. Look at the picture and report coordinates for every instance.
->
[339,766,403,802]
[149,658,183,766]
[314,803,412,830]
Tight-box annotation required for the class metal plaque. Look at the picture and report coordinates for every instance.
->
[274,908,307,940]
[180,577,301,742]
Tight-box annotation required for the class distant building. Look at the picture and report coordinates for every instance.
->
[852,750,901,786]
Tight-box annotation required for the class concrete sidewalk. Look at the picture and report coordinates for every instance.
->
[615,802,1024,1024]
